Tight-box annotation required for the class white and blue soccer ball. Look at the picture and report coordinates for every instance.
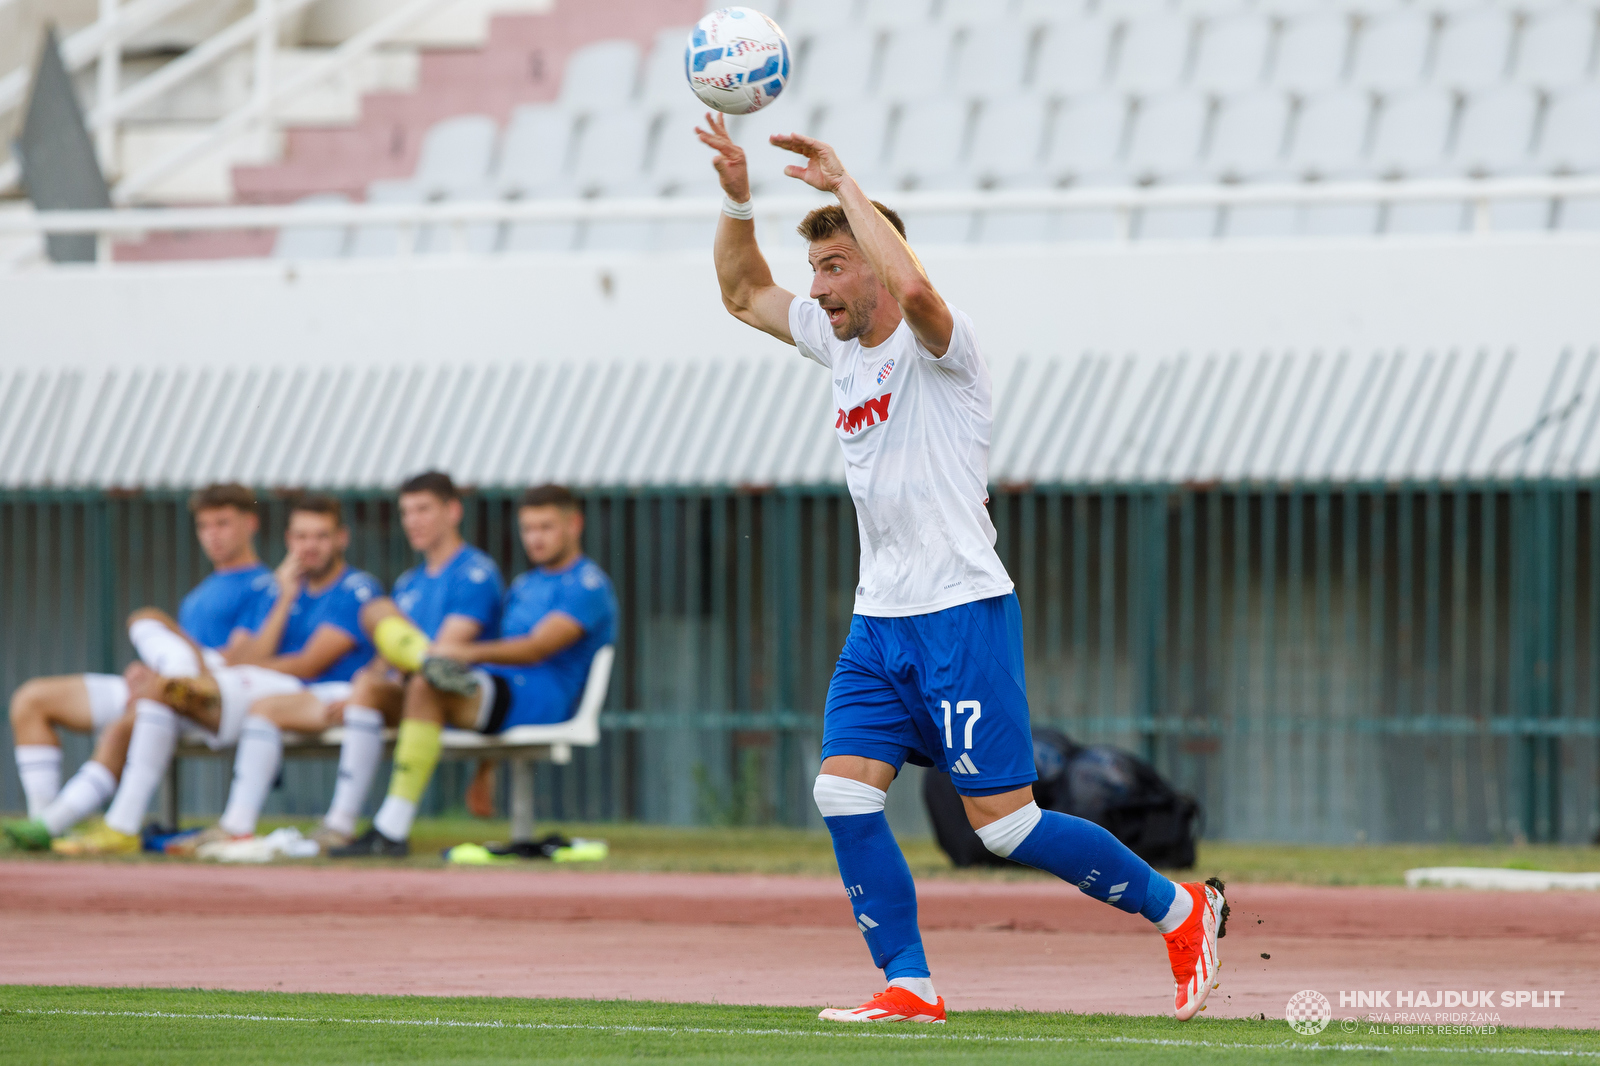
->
[685,7,790,116]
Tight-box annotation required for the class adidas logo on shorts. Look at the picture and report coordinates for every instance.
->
[949,753,979,775]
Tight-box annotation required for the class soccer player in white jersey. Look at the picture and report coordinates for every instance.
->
[697,112,1227,1023]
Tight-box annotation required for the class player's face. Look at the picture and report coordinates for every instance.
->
[285,511,347,581]
[399,491,461,553]
[519,505,582,568]
[194,506,258,568]
[807,234,880,342]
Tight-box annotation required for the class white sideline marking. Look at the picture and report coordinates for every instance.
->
[1405,867,1600,891]
[5,1008,1598,1056]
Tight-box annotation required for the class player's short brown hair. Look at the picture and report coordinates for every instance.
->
[287,492,344,527]
[519,484,581,513]
[796,201,906,245]
[398,470,459,502]
[188,482,257,515]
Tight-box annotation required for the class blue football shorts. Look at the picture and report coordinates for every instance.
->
[821,592,1037,797]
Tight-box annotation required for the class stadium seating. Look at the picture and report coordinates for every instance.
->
[239,0,1600,258]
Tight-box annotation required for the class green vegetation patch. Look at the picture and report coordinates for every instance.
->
[2,986,1594,1066]
[5,816,1598,886]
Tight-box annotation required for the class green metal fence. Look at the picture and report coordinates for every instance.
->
[2,484,1597,843]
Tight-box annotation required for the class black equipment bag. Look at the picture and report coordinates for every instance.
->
[922,728,1200,870]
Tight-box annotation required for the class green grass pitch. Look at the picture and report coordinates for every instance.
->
[2,987,1594,1065]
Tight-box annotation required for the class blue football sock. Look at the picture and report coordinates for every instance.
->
[1008,809,1177,923]
[823,811,929,979]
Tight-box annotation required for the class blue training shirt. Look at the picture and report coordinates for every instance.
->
[391,543,503,640]
[248,565,386,683]
[487,555,617,725]
[177,564,275,649]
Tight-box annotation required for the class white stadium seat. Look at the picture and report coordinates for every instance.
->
[1431,8,1514,91]
[1033,17,1117,96]
[1288,89,1375,179]
[649,103,721,196]
[411,115,499,196]
[1190,14,1273,94]
[738,100,823,193]
[1453,87,1539,176]
[1515,7,1599,89]
[890,98,972,189]
[1301,194,1381,237]
[1384,191,1468,236]
[569,109,655,195]
[1045,90,1132,185]
[558,39,643,112]
[1183,0,1253,16]
[859,0,934,29]
[798,28,877,104]
[1099,0,1172,18]
[781,0,859,38]
[349,179,427,258]
[639,26,697,106]
[497,104,576,197]
[1271,12,1351,94]
[1125,92,1211,182]
[1349,10,1435,93]
[967,94,1052,186]
[1016,0,1094,19]
[272,193,350,260]
[1369,88,1456,177]
[815,99,896,186]
[942,0,1014,26]
[876,24,959,101]
[1539,86,1600,174]
[497,105,580,253]
[1209,90,1293,181]
[953,21,1035,101]
[1114,15,1197,95]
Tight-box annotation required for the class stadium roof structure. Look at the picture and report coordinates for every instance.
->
[1,343,1595,491]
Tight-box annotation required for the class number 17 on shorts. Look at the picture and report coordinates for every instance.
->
[942,700,983,777]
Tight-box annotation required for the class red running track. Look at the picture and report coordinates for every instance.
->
[2,861,1595,1027]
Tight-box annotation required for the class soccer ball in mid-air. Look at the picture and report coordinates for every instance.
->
[685,7,790,115]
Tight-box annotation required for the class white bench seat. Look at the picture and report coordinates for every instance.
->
[168,646,614,843]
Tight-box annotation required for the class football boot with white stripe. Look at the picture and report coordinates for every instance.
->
[818,986,946,1023]
[1166,877,1228,1020]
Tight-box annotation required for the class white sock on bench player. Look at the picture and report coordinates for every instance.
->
[323,704,384,836]
[218,715,282,837]
[41,759,117,835]
[103,701,179,836]
[128,619,201,676]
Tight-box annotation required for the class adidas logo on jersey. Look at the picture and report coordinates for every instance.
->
[836,393,891,435]
[949,753,979,775]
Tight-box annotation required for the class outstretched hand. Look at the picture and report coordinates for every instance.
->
[770,133,847,193]
[695,112,751,201]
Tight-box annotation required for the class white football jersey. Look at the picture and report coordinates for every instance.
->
[790,297,1014,617]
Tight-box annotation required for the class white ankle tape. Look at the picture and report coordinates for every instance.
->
[974,801,1042,858]
[813,774,887,817]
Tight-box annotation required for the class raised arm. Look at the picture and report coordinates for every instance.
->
[771,134,954,356]
[696,112,795,343]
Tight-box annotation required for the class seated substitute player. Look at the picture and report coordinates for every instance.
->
[163,492,385,855]
[696,112,1227,1023]
[4,483,277,852]
[330,483,616,857]
[237,470,504,851]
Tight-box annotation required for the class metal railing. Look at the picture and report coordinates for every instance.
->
[5,176,1600,264]
[2,482,1598,843]
[0,0,463,198]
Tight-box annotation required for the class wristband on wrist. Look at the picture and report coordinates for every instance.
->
[722,194,755,220]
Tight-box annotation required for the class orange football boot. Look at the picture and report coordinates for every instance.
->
[818,986,947,1023]
[1165,876,1229,1020]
